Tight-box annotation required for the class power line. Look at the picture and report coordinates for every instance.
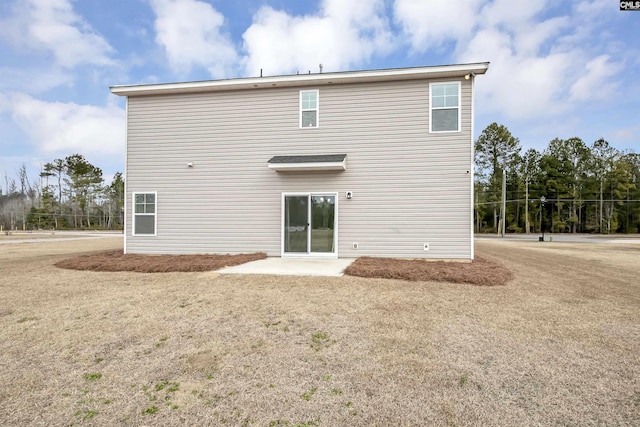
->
[476,199,640,206]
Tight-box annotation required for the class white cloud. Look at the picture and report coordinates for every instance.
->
[0,0,114,68]
[458,26,575,119]
[0,66,73,95]
[574,0,610,18]
[393,0,479,52]
[478,0,547,29]
[570,55,623,101]
[511,16,569,56]
[414,0,623,120]
[242,0,394,76]
[7,93,125,159]
[389,0,626,122]
[150,0,238,78]
[612,125,640,143]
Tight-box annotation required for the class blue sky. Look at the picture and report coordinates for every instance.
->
[1,0,638,189]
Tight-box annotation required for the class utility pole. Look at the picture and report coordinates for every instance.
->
[501,169,506,237]
[540,196,546,241]
[525,177,529,234]
[475,192,479,233]
[599,177,604,234]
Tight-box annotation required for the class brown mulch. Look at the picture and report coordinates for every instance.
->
[54,250,267,273]
[55,249,510,284]
[344,255,513,285]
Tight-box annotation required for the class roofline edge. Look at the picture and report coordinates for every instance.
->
[110,62,490,97]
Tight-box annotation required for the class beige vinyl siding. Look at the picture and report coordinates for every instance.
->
[125,78,473,258]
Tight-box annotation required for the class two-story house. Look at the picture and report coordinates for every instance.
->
[110,62,489,259]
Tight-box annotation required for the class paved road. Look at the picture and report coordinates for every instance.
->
[476,233,640,243]
[0,231,122,245]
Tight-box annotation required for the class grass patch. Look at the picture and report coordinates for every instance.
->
[54,250,267,273]
[300,387,317,401]
[155,336,169,347]
[344,255,512,285]
[83,373,102,381]
[459,373,469,387]
[142,406,158,415]
[155,381,179,393]
[140,381,180,406]
[310,332,328,351]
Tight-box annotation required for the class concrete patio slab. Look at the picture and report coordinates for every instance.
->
[217,257,356,277]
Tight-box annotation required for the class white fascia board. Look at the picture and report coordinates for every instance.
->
[268,161,346,172]
[110,62,490,97]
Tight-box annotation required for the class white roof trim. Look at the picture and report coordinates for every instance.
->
[110,62,489,97]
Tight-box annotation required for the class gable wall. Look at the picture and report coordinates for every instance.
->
[125,78,474,258]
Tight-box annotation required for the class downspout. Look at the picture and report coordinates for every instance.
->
[123,96,128,254]
[470,74,475,260]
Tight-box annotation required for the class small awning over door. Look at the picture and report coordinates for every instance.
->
[267,154,347,172]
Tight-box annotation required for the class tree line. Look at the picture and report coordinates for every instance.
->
[2,130,637,234]
[475,123,640,234]
[0,154,124,231]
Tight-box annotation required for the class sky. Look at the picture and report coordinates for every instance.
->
[1,0,639,191]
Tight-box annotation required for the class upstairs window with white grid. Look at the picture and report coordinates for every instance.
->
[430,82,460,132]
[300,90,319,128]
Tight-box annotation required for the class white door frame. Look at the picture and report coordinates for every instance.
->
[281,192,338,258]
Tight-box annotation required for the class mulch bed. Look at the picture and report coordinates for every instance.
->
[344,256,512,286]
[56,250,511,285]
[54,250,267,273]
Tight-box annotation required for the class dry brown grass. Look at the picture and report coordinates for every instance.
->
[55,249,266,272]
[1,237,639,426]
[345,256,512,285]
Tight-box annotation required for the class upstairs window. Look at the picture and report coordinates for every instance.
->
[133,192,156,236]
[430,82,460,132]
[300,90,319,128]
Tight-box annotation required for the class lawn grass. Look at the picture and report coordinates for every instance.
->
[0,237,638,425]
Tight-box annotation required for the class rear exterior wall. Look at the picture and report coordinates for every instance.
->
[125,78,474,259]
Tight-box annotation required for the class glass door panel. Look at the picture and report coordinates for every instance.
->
[310,195,335,253]
[284,196,308,253]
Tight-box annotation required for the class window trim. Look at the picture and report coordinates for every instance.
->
[429,81,461,133]
[132,191,157,236]
[299,89,319,129]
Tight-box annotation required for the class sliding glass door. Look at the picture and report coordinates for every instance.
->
[284,196,308,253]
[283,193,336,256]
